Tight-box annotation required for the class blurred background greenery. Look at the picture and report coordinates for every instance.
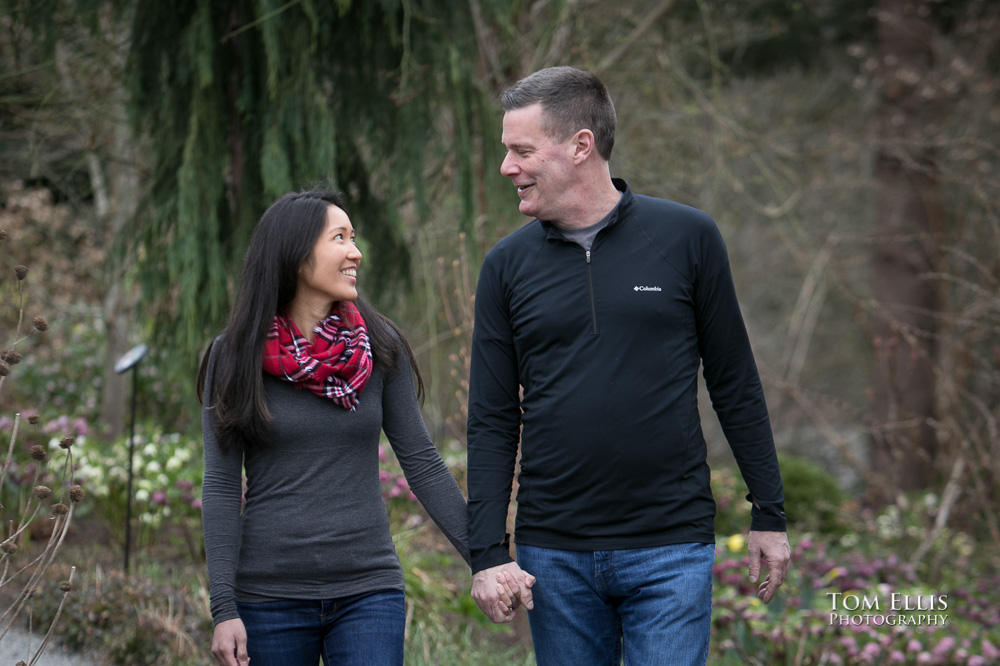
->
[1,0,998,662]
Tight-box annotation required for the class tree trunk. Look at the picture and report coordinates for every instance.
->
[98,118,141,441]
[870,0,941,492]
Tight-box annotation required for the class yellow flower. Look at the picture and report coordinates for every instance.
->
[726,534,746,553]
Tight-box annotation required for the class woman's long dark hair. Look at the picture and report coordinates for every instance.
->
[197,189,423,454]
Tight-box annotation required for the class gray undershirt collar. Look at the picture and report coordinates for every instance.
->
[557,201,619,251]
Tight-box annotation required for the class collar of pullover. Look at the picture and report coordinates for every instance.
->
[541,178,633,241]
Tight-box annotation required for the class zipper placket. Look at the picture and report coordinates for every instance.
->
[585,249,598,334]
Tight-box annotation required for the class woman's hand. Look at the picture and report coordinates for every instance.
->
[212,618,250,666]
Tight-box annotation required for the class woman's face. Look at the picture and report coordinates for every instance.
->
[296,205,363,305]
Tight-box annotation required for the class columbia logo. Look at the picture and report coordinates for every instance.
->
[634,285,662,292]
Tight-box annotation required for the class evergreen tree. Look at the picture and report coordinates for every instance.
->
[123,0,508,360]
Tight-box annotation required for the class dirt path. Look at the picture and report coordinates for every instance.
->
[0,625,102,665]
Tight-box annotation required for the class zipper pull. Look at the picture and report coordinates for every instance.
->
[586,249,591,264]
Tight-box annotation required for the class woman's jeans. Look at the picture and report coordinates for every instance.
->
[517,542,716,666]
[236,589,405,666]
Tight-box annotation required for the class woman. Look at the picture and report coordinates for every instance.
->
[198,190,470,666]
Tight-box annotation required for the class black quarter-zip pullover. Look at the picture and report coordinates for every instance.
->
[467,179,786,572]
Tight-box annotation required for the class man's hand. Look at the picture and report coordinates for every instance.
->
[212,618,250,666]
[472,562,536,623]
[747,530,791,604]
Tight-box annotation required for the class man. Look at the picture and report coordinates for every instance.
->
[467,66,790,665]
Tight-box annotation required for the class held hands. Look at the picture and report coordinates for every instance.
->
[212,618,250,666]
[747,530,791,604]
[471,562,536,623]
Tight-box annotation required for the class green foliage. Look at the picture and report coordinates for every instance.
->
[712,455,846,537]
[120,0,508,371]
[778,454,847,536]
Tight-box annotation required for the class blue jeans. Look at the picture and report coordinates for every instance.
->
[236,589,405,666]
[517,543,715,666]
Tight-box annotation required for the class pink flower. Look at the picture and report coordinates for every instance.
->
[982,639,999,659]
[967,657,985,666]
[933,636,955,656]
[890,651,906,664]
[191,498,203,510]
[151,490,168,506]
[175,479,194,490]
[378,446,389,463]
[73,417,90,435]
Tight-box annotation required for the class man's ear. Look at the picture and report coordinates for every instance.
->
[571,129,596,165]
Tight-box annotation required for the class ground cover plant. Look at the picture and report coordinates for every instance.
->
[11,444,998,665]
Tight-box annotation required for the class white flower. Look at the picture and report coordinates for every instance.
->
[166,456,183,472]
[143,443,157,457]
[135,489,150,502]
[146,461,162,474]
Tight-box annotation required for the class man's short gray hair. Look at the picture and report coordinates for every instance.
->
[501,66,616,161]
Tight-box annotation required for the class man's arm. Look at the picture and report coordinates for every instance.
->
[467,253,535,620]
[692,217,790,600]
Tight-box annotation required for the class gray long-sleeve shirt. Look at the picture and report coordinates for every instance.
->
[202,337,470,624]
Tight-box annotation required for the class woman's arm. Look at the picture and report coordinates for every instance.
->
[380,348,471,566]
[201,338,247,623]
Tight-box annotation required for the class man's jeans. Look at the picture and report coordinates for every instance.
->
[236,589,405,666]
[517,542,715,666]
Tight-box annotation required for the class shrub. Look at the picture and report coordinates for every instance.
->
[713,455,847,538]
[28,564,213,666]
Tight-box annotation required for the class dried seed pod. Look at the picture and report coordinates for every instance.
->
[1,349,21,364]
[51,503,69,516]
[0,229,8,240]
[34,485,53,500]
[1,541,16,554]
[27,414,40,425]
[69,485,85,503]
[29,445,47,461]
[60,436,75,449]
[0,361,9,377]
[32,315,49,332]
[59,580,73,592]
[15,265,28,281]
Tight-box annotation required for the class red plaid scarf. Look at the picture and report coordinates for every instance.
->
[262,302,373,410]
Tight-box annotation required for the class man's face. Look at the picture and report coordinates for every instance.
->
[500,104,577,223]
